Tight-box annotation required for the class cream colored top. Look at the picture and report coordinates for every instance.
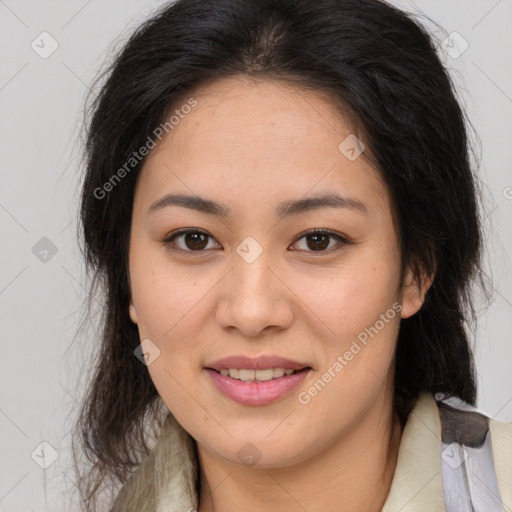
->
[110,392,512,511]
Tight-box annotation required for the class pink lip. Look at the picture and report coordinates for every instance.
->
[205,367,312,406]
[205,355,311,372]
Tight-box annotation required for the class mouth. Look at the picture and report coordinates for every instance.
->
[204,355,313,405]
[204,354,313,405]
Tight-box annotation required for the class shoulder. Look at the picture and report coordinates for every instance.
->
[110,412,198,512]
[488,412,512,507]
[383,392,511,512]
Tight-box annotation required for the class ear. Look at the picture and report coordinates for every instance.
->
[400,264,433,319]
[129,301,138,324]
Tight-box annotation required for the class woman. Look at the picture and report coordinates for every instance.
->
[72,0,512,510]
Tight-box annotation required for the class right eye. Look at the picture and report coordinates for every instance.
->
[162,229,223,253]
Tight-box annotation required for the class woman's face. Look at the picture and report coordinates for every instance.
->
[128,76,424,467]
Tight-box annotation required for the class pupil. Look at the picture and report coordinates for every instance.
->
[186,232,207,250]
[307,234,329,251]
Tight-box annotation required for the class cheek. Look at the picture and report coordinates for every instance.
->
[292,266,402,419]
[129,242,210,335]
[129,253,210,412]
[128,249,214,409]
[293,255,401,344]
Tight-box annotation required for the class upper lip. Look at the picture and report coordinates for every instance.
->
[205,355,312,371]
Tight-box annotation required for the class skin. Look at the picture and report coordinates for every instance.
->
[128,75,429,512]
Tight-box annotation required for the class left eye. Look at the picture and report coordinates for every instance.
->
[163,229,347,253]
[291,229,346,253]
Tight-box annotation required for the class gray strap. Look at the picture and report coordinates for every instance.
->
[435,394,505,512]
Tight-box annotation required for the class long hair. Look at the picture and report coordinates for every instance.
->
[72,0,486,509]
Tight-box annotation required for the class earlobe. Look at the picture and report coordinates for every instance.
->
[129,302,138,324]
[400,266,433,319]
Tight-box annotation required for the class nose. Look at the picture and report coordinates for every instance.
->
[215,248,294,338]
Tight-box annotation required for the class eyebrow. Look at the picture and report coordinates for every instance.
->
[147,192,368,218]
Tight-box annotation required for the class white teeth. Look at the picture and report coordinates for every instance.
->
[273,368,285,378]
[239,369,255,381]
[218,367,299,381]
[254,369,274,381]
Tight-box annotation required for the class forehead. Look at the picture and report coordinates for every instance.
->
[136,76,389,216]
[157,75,356,162]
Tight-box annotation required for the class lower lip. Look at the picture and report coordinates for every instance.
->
[205,368,311,406]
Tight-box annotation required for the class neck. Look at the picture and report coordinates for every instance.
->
[197,390,403,512]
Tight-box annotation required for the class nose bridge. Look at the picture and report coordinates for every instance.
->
[237,256,273,298]
[216,235,293,335]
[231,237,278,304]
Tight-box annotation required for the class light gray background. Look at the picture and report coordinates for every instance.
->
[1,1,511,510]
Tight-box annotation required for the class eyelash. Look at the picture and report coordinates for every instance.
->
[161,228,350,255]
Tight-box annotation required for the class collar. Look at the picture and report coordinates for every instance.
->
[382,392,445,511]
